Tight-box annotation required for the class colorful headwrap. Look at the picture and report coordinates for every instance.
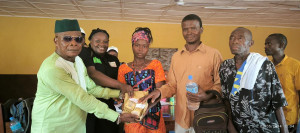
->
[131,30,150,44]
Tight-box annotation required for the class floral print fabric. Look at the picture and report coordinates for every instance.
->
[219,58,287,133]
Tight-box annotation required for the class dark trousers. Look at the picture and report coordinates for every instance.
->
[86,98,119,133]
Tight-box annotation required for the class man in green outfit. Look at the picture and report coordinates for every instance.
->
[31,19,138,133]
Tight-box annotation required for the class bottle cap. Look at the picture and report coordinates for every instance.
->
[188,75,193,80]
[9,117,14,121]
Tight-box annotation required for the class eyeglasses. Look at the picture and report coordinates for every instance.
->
[62,36,83,43]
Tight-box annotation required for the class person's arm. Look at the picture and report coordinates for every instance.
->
[44,67,119,122]
[118,113,139,123]
[143,81,165,112]
[275,107,288,133]
[85,72,120,99]
[79,48,133,96]
[218,61,238,133]
[157,58,177,99]
[210,51,223,93]
[221,78,237,133]
[156,81,165,89]
[268,60,288,133]
[87,66,133,96]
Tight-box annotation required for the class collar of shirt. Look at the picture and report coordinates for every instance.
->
[180,43,206,54]
[274,55,288,67]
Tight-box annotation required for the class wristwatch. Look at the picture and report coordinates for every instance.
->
[116,115,121,125]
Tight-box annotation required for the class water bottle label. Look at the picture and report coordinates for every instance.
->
[10,122,22,131]
[186,86,198,93]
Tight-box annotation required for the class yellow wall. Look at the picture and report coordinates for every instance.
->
[1,16,299,74]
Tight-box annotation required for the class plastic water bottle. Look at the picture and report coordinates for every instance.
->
[9,117,24,133]
[186,75,200,110]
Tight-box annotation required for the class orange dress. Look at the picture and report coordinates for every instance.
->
[118,59,166,133]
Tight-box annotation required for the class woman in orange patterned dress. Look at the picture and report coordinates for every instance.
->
[118,27,166,133]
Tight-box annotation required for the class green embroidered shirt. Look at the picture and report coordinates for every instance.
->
[31,52,120,133]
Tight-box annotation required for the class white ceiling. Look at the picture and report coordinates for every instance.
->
[1,0,300,28]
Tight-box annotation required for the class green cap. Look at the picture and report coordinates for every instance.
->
[54,19,80,33]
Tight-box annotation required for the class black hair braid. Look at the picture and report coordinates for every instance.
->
[88,28,110,41]
[132,27,153,43]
